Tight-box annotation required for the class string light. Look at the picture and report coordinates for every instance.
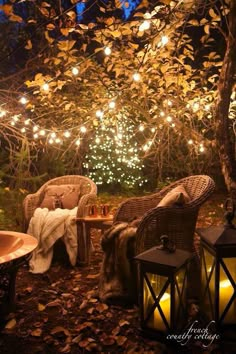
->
[96,110,103,118]
[109,101,116,109]
[161,35,169,45]
[42,83,49,91]
[133,72,141,82]
[188,139,193,145]
[139,20,150,31]
[39,129,46,136]
[104,47,111,55]
[64,131,71,138]
[139,125,145,132]
[166,116,172,122]
[72,67,79,75]
[80,126,87,133]
[19,96,28,105]
[0,110,6,118]
[75,139,81,146]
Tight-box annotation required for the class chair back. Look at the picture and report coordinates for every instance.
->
[134,175,215,255]
[23,175,97,230]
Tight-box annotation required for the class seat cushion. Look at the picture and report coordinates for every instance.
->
[40,185,80,210]
[157,185,190,207]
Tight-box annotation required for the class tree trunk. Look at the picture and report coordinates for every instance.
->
[216,0,236,198]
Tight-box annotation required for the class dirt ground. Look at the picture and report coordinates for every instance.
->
[0,192,235,354]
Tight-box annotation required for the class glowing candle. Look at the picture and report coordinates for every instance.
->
[154,292,170,331]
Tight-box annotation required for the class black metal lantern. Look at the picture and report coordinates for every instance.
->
[135,241,192,335]
[197,199,236,326]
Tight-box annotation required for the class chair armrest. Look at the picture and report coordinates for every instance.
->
[135,204,199,255]
[22,193,41,231]
[77,193,97,217]
[113,194,162,222]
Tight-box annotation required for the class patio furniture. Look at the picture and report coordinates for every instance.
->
[22,175,97,264]
[112,175,215,299]
[113,175,215,256]
[76,215,113,265]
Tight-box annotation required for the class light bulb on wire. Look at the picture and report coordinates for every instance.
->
[72,67,79,76]
[133,72,141,82]
[104,47,111,56]
[42,83,49,92]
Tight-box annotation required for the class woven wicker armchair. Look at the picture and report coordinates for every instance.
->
[113,175,215,256]
[23,175,97,231]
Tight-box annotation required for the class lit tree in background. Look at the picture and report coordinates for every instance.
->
[84,110,145,190]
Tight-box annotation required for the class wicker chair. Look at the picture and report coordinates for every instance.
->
[23,175,97,231]
[113,175,215,256]
[113,175,215,300]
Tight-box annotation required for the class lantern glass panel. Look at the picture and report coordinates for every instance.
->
[219,258,236,323]
[144,273,170,331]
[175,268,186,322]
[201,248,215,317]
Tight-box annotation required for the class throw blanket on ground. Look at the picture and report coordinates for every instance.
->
[27,207,78,274]
[98,220,139,304]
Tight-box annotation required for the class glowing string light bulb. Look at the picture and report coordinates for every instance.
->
[139,125,145,132]
[166,116,172,122]
[34,133,39,139]
[133,72,141,82]
[0,110,6,117]
[96,110,103,118]
[21,127,26,133]
[24,119,30,125]
[104,47,111,56]
[51,132,56,138]
[75,139,80,146]
[188,139,193,145]
[80,126,87,133]
[72,67,79,76]
[33,126,38,132]
[95,137,100,144]
[20,96,28,105]
[42,83,49,91]
[39,129,46,136]
[64,131,71,138]
[109,101,116,109]
[139,20,150,31]
[161,35,169,46]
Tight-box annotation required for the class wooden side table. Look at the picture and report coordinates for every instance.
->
[76,215,113,265]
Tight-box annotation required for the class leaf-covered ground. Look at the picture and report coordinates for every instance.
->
[0,192,234,354]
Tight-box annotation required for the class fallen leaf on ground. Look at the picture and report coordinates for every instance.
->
[116,335,127,346]
[119,319,130,327]
[51,326,70,336]
[79,300,88,309]
[86,274,100,279]
[102,335,116,346]
[5,318,16,329]
[46,299,62,307]
[79,338,95,348]
[112,326,120,336]
[96,303,108,313]
[38,303,46,311]
[31,328,42,337]
[59,344,71,353]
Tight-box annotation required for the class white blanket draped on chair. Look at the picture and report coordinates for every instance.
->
[27,207,78,274]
